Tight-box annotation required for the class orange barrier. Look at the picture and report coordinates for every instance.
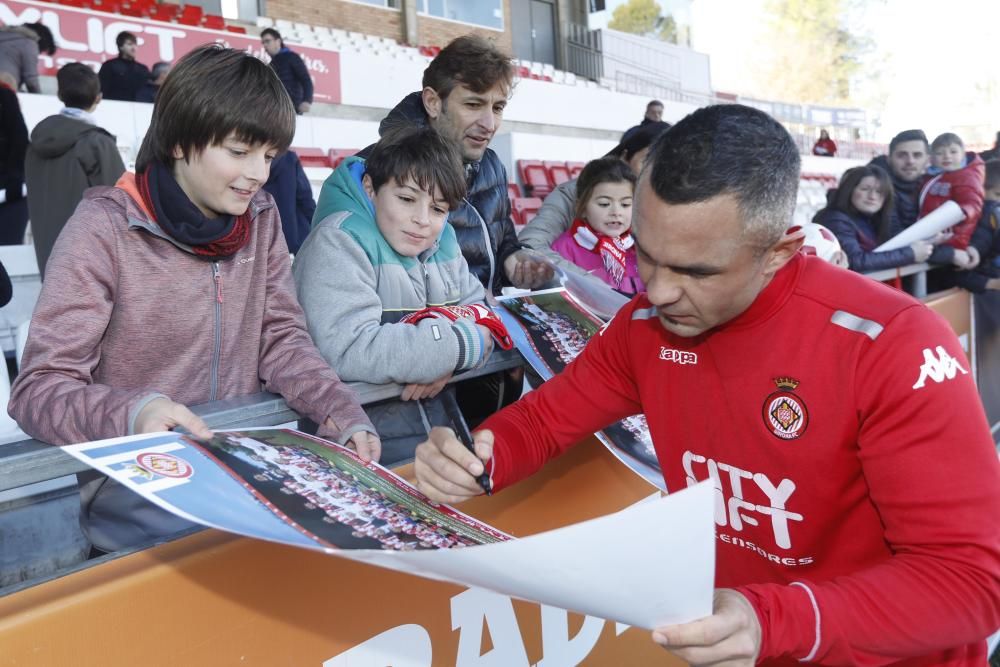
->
[924,288,973,360]
[0,439,684,666]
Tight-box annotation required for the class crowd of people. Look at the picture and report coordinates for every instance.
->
[0,17,996,667]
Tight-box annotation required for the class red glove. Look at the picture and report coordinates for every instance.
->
[399,304,514,350]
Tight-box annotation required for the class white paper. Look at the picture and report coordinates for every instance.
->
[875,200,964,251]
[344,482,716,629]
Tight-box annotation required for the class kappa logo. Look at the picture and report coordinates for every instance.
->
[659,347,697,364]
[912,346,968,389]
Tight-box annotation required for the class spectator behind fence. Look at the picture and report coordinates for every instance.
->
[620,99,663,143]
[296,126,510,465]
[945,159,1000,293]
[136,61,170,104]
[919,132,985,255]
[262,149,314,254]
[811,129,837,156]
[26,63,126,277]
[98,31,150,102]
[981,131,1000,162]
[260,28,313,114]
[354,35,552,296]
[413,103,1000,666]
[869,129,930,229]
[0,22,55,93]
[519,120,671,276]
[9,45,377,556]
[551,157,643,294]
[0,72,29,245]
[813,165,933,272]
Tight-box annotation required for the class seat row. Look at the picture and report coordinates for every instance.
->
[517,160,585,198]
[48,0,243,32]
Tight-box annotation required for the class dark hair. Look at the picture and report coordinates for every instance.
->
[57,62,100,109]
[647,100,663,109]
[985,159,1000,192]
[830,165,895,242]
[150,61,171,79]
[365,125,467,210]
[645,104,799,246]
[136,45,295,172]
[260,28,282,44]
[24,23,56,56]
[613,120,672,164]
[931,132,964,152]
[422,34,514,102]
[574,157,636,218]
[116,30,137,50]
[889,129,928,154]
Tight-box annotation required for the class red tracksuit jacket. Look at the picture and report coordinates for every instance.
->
[919,152,986,250]
[484,254,1000,665]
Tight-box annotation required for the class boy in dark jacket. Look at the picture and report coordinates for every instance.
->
[953,159,1000,292]
[98,31,150,102]
[263,149,314,254]
[261,28,312,114]
[25,63,125,277]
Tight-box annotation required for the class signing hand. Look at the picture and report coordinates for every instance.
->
[504,250,555,289]
[909,240,933,263]
[414,426,493,504]
[134,397,213,440]
[652,589,761,666]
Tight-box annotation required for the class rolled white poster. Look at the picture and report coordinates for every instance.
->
[875,200,964,251]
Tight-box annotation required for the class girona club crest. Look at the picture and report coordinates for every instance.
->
[135,452,194,478]
[762,377,809,440]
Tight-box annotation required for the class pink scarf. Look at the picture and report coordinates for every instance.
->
[570,218,633,287]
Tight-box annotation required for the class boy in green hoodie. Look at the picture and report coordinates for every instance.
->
[294,126,508,464]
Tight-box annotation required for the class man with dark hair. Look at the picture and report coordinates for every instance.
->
[261,28,313,114]
[351,34,552,296]
[98,31,150,102]
[136,60,170,104]
[0,22,56,93]
[869,129,930,229]
[25,62,124,276]
[621,99,664,143]
[413,104,1000,665]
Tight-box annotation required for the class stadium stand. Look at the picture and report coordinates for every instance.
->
[517,160,553,198]
[511,196,542,230]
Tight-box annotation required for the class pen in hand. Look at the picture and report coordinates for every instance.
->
[440,393,492,496]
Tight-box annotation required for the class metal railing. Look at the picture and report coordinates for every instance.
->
[563,22,603,83]
[0,348,524,493]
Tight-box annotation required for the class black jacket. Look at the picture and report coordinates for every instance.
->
[813,207,916,273]
[360,92,521,295]
[263,150,315,254]
[0,84,28,198]
[868,155,921,230]
[98,56,150,102]
[269,49,313,110]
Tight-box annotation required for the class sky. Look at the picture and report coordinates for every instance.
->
[593,0,1000,145]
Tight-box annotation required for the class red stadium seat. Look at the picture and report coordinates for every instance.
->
[293,147,330,168]
[202,14,225,29]
[226,25,247,34]
[567,161,585,178]
[327,148,358,170]
[177,13,199,25]
[517,160,552,198]
[179,4,202,21]
[512,197,542,228]
[507,183,522,200]
[545,161,571,186]
[150,2,179,21]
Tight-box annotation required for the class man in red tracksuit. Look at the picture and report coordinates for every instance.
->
[413,104,1000,666]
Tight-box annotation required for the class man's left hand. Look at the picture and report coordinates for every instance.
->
[651,589,761,666]
[504,250,555,289]
[298,101,311,114]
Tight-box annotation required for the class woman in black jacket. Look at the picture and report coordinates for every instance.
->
[813,165,933,273]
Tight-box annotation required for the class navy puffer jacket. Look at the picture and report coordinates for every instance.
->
[814,207,915,273]
[359,92,521,295]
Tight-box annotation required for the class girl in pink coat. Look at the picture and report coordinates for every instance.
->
[551,157,643,294]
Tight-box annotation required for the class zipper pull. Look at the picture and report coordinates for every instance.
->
[213,262,223,303]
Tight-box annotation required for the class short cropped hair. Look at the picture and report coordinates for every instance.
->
[889,129,929,154]
[645,104,800,247]
[574,157,636,218]
[831,164,895,242]
[984,160,1000,192]
[365,125,467,210]
[612,120,671,164]
[136,45,295,172]
[150,61,170,79]
[57,62,100,109]
[116,31,136,49]
[647,100,663,109]
[422,35,514,103]
[931,132,964,151]
[24,23,56,56]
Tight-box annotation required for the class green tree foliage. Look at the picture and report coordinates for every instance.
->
[754,0,870,105]
[608,0,681,44]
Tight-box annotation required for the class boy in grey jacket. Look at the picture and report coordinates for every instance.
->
[295,126,508,464]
